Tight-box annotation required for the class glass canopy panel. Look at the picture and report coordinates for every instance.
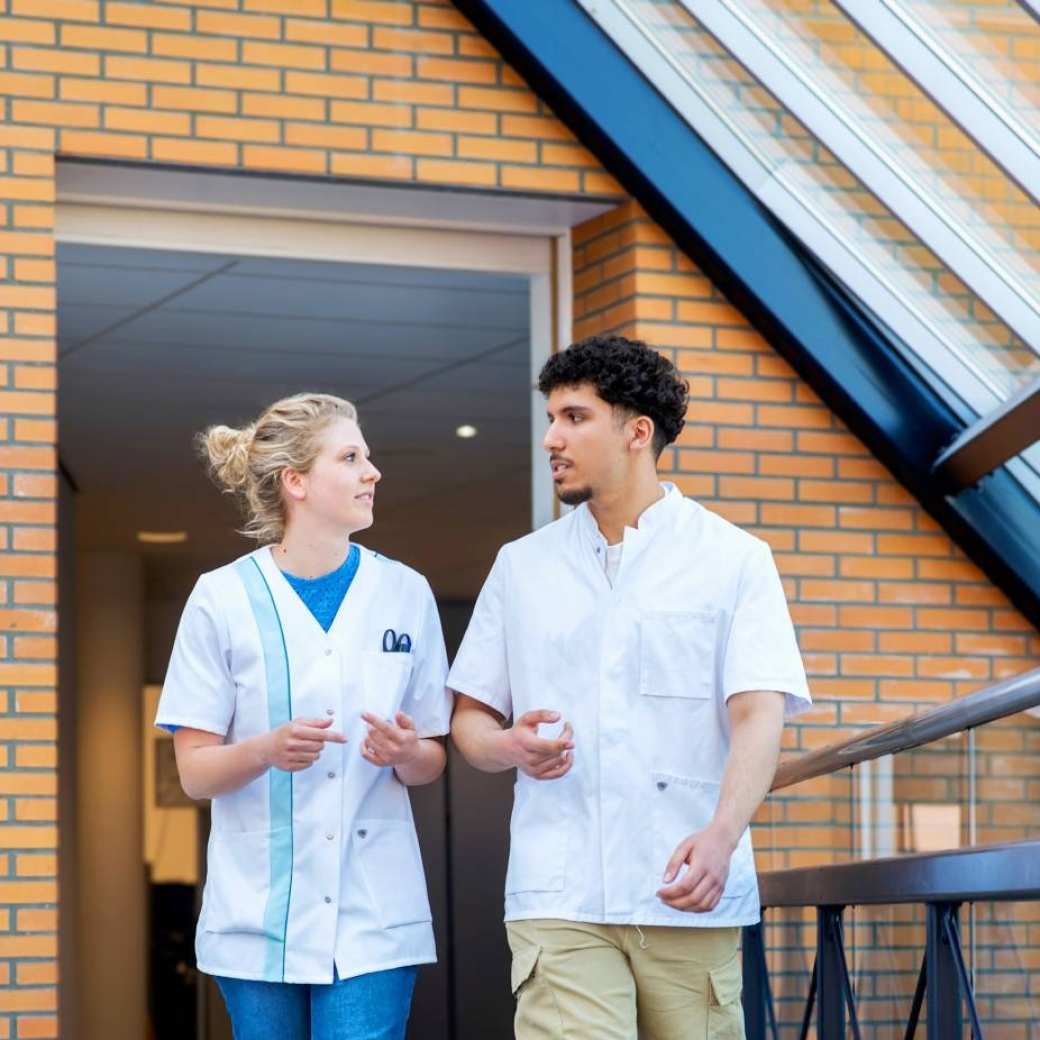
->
[710,0,1040,311]
[896,0,1040,138]
[617,0,1040,402]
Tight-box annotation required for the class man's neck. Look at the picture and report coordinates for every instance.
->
[273,523,352,579]
[588,474,664,545]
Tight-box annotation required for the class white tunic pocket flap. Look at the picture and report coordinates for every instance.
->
[639,610,717,700]
[651,773,754,901]
[360,650,414,719]
[354,818,432,929]
[505,784,567,895]
[203,825,293,938]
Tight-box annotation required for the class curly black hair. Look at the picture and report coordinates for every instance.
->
[537,335,688,457]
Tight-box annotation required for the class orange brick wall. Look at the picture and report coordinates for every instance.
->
[0,1,1035,1036]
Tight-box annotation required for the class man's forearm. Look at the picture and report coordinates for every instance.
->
[711,691,785,847]
[451,696,516,772]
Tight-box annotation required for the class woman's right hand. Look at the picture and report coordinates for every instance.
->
[261,717,347,772]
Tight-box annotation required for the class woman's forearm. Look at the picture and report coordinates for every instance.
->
[394,737,446,786]
[174,729,273,800]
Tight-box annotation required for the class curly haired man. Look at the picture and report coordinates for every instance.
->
[449,335,811,1040]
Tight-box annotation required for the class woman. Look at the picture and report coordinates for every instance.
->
[155,393,451,1040]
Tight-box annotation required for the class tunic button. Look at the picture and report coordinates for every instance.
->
[327,771,335,779]
[324,896,332,904]
[326,708,335,716]
[326,833,335,841]
[656,781,668,791]
[325,648,333,656]
[357,829,367,839]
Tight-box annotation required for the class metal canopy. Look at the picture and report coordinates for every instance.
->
[452,0,1040,629]
[934,376,1040,491]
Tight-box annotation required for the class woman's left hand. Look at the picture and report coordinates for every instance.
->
[360,711,420,768]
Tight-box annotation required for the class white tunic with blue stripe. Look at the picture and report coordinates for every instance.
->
[155,545,452,984]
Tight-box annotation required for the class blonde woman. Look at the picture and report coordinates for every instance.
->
[155,393,451,1040]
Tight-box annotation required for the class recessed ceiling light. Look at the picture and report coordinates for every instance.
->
[456,424,478,439]
[137,531,188,545]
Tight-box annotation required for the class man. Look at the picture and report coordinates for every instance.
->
[449,334,810,1039]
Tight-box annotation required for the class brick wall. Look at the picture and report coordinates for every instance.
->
[0,1,1036,1036]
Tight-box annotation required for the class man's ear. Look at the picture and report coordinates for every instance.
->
[628,415,656,453]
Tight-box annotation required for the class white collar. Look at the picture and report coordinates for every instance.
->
[576,482,682,548]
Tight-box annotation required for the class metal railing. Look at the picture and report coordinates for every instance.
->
[771,665,1040,791]
[747,665,1040,1038]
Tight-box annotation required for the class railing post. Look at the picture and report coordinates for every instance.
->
[742,921,768,1039]
[926,902,964,1040]
[816,905,846,1039]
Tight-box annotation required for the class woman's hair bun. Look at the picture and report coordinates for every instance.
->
[198,423,255,494]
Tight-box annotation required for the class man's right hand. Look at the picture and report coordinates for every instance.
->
[503,710,574,780]
[262,717,347,772]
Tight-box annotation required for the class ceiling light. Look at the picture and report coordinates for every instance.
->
[137,531,188,545]
[456,424,478,439]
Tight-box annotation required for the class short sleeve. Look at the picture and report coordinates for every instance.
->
[722,540,811,718]
[401,580,452,739]
[446,550,512,718]
[155,577,236,737]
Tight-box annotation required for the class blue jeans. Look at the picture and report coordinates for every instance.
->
[215,965,418,1040]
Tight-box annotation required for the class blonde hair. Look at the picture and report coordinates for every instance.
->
[199,392,359,544]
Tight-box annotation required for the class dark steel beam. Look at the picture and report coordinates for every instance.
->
[741,922,777,1040]
[772,665,1040,791]
[933,375,1040,490]
[816,908,847,1039]
[926,904,964,1040]
[759,840,1040,908]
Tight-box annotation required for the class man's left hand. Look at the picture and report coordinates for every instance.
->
[656,825,737,913]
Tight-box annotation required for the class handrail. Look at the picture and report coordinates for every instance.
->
[758,838,1040,907]
[772,664,1040,791]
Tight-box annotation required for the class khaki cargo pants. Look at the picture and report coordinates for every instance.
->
[506,919,745,1040]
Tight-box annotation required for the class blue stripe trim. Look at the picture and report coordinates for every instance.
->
[236,557,294,983]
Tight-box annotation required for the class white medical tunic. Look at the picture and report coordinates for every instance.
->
[155,545,452,984]
[447,484,810,929]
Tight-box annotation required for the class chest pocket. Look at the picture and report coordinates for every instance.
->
[639,610,717,700]
[360,649,413,719]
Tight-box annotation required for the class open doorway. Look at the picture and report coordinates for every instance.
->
[57,237,546,1040]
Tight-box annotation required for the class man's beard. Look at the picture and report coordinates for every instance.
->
[557,485,592,506]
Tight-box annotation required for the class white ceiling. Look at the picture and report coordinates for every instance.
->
[58,243,533,600]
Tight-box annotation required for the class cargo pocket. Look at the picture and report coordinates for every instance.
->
[707,952,745,1040]
[202,825,292,938]
[354,818,432,929]
[509,942,564,1039]
[639,610,716,700]
[510,943,540,998]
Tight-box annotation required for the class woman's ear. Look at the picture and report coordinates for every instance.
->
[281,467,307,502]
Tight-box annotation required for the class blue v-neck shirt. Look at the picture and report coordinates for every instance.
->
[281,544,361,632]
